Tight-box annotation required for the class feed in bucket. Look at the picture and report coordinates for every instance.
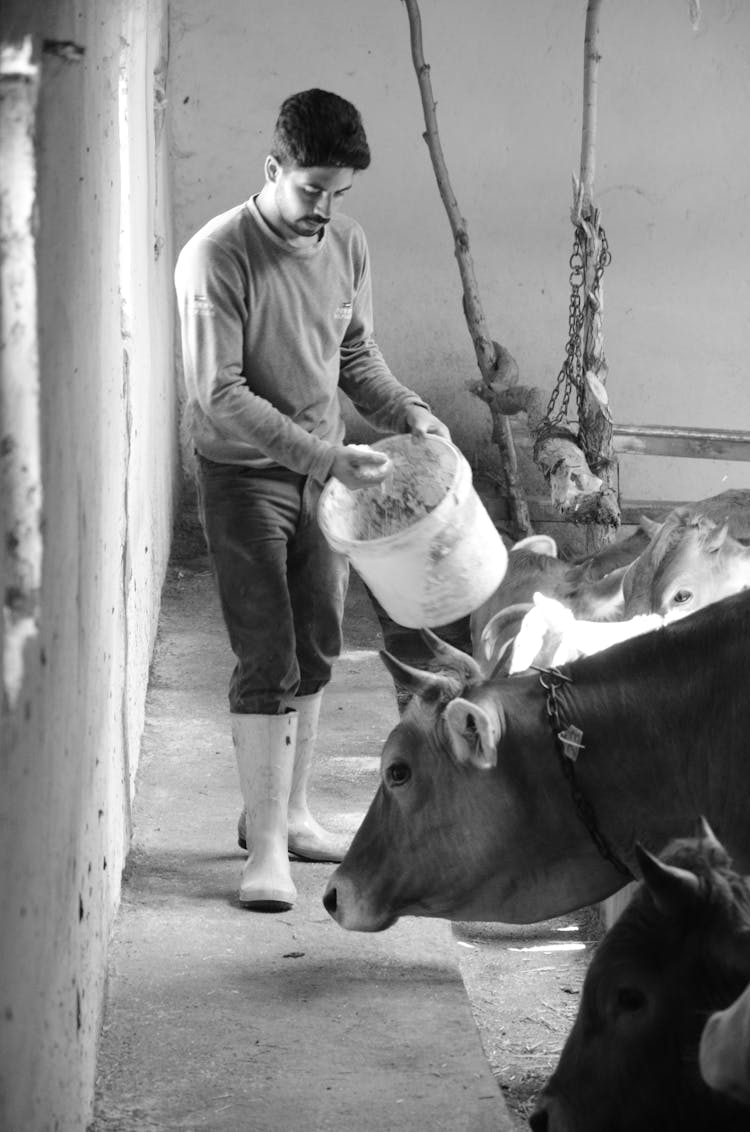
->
[318,435,508,628]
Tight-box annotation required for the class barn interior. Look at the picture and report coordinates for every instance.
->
[2,1,749,1129]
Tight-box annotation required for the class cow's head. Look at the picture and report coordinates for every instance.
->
[530,821,750,1132]
[323,630,528,931]
[623,508,750,620]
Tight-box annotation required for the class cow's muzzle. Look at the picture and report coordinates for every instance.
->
[322,872,396,932]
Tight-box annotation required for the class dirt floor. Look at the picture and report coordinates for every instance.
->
[454,910,602,1128]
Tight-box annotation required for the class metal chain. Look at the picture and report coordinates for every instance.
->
[539,667,633,879]
[543,224,612,433]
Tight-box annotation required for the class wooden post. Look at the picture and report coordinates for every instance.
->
[573,0,620,550]
[403,0,532,539]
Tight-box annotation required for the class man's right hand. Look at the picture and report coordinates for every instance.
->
[330,445,392,490]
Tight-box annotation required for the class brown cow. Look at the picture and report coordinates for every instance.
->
[323,589,750,931]
[530,826,750,1132]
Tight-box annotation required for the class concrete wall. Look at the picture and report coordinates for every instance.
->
[0,2,178,1129]
[169,0,750,504]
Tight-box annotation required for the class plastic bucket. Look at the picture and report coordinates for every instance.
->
[317,435,508,628]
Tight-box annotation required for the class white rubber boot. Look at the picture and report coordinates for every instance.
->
[236,692,350,863]
[286,691,351,863]
[232,712,297,910]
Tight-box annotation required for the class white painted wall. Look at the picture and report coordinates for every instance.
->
[0,2,177,1129]
[170,0,750,504]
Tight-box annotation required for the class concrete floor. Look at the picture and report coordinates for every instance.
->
[91,553,516,1131]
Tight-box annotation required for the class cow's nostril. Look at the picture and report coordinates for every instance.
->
[323,886,337,916]
[528,1108,548,1132]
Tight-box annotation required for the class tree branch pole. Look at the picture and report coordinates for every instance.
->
[579,0,602,209]
[402,0,532,538]
[574,0,620,548]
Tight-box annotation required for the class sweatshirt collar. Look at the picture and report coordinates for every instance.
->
[246,195,325,257]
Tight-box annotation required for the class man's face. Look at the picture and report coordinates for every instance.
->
[266,160,354,240]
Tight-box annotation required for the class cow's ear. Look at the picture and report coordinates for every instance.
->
[512,534,558,558]
[479,603,532,666]
[638,514,662,541]
[702,519,729,554]
[443,697,504,770]
[635,843,700,915]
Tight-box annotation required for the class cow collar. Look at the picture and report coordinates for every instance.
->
[536,665,634,880]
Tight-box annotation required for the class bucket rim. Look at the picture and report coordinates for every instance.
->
[318,434,467,550]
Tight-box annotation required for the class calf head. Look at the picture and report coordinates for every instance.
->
[530,822,750,1132]
[623,508,750,620]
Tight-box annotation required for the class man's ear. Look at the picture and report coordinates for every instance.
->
[264,155,281,182]
[443,698,504,770]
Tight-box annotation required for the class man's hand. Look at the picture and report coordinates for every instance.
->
[330,445,393,490]
[404,405,451,440]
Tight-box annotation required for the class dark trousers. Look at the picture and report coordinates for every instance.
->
[363,587,472,714]
[195,456,348,714]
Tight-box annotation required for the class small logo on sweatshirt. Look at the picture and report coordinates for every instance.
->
[333,301,352,321]
[190,295,215,315]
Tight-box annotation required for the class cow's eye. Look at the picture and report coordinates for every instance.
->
[616,986,647,1013]
[386,762,411,787]
[672,589,693,605]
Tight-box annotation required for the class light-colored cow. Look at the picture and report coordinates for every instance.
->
[700,981,750,1107]
[476,491,750,676]
[504,591,665,673]
[472,532,642,675]
[622,507,750,619]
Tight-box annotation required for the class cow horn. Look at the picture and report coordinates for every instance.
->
[635,842,701,916]
[418,628,482,684]
[378,650,463,703]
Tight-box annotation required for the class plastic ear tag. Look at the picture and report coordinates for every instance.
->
[558,725,585,762]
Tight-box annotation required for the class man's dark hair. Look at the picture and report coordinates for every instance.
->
[271,89,371,170]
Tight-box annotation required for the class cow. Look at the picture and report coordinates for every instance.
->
[476,495,750,676]
[471,529,644,642]
[529,825,750,1132]
[471,534,640,677]
[622,507,750,620]
[502,591,665,675]
[700,980,750,1107]
[323,588,750,932]
[482,519,750,677]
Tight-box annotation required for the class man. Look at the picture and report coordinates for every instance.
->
[174,89,449,912]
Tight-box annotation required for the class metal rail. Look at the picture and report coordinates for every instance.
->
[614,424,750,463]
[487,424,750,525]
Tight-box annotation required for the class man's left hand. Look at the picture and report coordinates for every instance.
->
[404,405,451,440]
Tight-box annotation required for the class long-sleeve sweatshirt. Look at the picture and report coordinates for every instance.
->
[174,195,429,483]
